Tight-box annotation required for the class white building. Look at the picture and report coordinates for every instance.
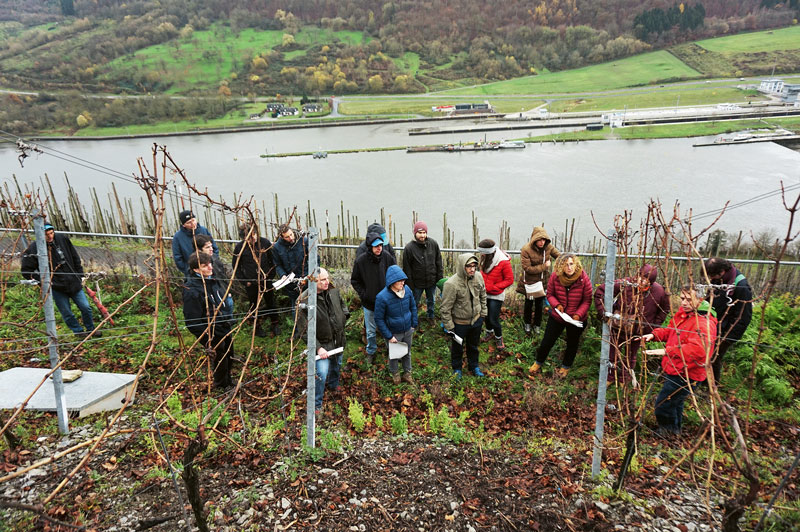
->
[759,78,785,94]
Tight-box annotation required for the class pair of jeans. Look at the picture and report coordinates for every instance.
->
[451,318,483,371]
[535,315,584,368]
[654,373,698,432]
[315,352,342,410]
[411,286,436,318]
[387,328,413,375]
[363,307,378,355]
[52,288,95,334]
[485,298,504,337]
[523,297,545,327]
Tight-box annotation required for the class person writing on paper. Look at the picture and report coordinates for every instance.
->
[374,265,418,385]
[640,285,717,437]
[515,226,559,336]
[296,268,348,416]
[529,254,592,378]
[441,253,488,378]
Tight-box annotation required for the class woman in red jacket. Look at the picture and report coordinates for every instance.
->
[642,286,717,437]
[478,239,515,350]
[529,254,592,377]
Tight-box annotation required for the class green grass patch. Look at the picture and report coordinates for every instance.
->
[696,25,800,53]
[393,52,421,76]
[440,51,702,95]
[283,49,307,60]
[547,87,765,113]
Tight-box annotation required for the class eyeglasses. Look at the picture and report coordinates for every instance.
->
[465,264,477,269]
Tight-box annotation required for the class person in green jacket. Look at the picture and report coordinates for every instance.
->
[441,253,487,378]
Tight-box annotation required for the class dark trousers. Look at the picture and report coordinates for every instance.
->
[535,315,584,368]
[244,282,278,327]
[655,374,698,432]
[485,299,504,337]
[711,338,734,383]
[198,333,234,388]
[451,318,483,371]
[523,297,545,327]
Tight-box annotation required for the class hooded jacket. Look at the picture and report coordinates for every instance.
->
[182,272,234,339]
[232,237,275,283]
[350,231,397,310]
[21,232,85,295]
[375,265,418,339]
[652,305,717,382]
[515,227,560,295]
[402,234,443,290]
[708,267,753,342]
[172,224,217,276]
[356,223,396,259]
[441,253,487,330]
[297,285,348,352]
[273,231,310,278]
[481,249,514,300]
[593,264,670,335]
[546,269,592,323]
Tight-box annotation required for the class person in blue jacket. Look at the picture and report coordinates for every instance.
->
[172,210,218,277]
[374,265,418,385]
[273,224,312,310]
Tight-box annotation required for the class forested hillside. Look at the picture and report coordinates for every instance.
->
[0,0,797,98]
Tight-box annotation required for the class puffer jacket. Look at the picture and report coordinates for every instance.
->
[516,226,560,295]
[297,286,348,352]
[21,233,84,295]
[441,253,487,330]
[182,272,234,339]
[652,305,717,382]
[481,249,514,301]
[402,237,443,290]
[375,265,418,339]
[546,270,592,323]
[350,231,397,310]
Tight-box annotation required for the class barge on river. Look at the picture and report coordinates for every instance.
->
[407,140,525,153]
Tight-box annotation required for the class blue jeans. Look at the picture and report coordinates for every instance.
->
[655,374,697,432]
[363,307,377,355]
[52,288,95,334]
[412,286,436,318]
[315,353,342,410]
[485,298,504,337]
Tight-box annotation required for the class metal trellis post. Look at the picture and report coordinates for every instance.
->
[32,211,70,435]
[592,228,616,478]
[306,228,319,448]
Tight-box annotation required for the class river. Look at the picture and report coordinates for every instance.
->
[2,120,799,249]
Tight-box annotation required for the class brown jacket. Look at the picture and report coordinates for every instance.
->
[515,226,560,295]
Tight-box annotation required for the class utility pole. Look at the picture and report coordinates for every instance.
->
[592,228,616,478]
[306,228,319,448]
[31,210,70,435]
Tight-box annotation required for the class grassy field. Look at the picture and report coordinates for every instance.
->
[440,51,702,95]
[546,87,765,113]
[394,52,421,76]
[696,25,800,52]
[338,97,546,116]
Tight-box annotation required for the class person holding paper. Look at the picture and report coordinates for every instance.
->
[529,254,592,378]
[515,226,560,337]
[296,268,348,415]
[641,285,717,437]
[441,253,488,378]
[374,265,418,385]
[478,239,514,351]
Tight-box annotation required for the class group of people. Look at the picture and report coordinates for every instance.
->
[21,215,754,434]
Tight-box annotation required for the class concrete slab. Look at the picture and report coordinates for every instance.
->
[0,367,137,418]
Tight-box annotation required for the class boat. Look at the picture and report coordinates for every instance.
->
[313,151,327,159]
[498,140,526,149]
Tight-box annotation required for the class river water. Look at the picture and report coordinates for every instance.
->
[2,120,799,249]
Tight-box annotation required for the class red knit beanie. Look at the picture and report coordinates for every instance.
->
[413,221,428,234]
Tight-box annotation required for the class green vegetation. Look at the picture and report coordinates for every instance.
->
[696,25,800,52]
[546,87,764,113]
[442,51,702,95]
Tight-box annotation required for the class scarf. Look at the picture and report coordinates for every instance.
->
[557,263,583,287]
[393,287,406,298]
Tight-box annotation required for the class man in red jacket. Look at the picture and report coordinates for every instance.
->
[642,286,717,437]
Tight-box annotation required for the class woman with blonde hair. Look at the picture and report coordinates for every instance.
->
[529,253,592,378]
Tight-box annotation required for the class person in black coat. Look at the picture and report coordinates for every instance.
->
[232,223,280,337]
[183,252,235,389]
[402,220,442,319]
[21,224,98,337]
[350,231,396,363]
[705,257,753,382]
[355,223,396,259]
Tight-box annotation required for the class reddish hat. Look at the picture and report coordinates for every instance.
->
[413,221,428,234]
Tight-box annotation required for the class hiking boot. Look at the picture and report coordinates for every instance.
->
[557,367,570,378]
[472,367,485,377]
[533,326,541,335]
[402,373,416,385]
[452,369,462,379]
[255,324,267,337]
[271,323,281,337]
[495,336,506,351]
[528,362,541,375]
[480,330,495,343]
[366,352,376,365]
[392,373,402,385]
[523,323,531,336]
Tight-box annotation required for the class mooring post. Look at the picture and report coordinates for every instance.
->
[306,228,319,448]
[592,228,616,478]
[32,211,70,435]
